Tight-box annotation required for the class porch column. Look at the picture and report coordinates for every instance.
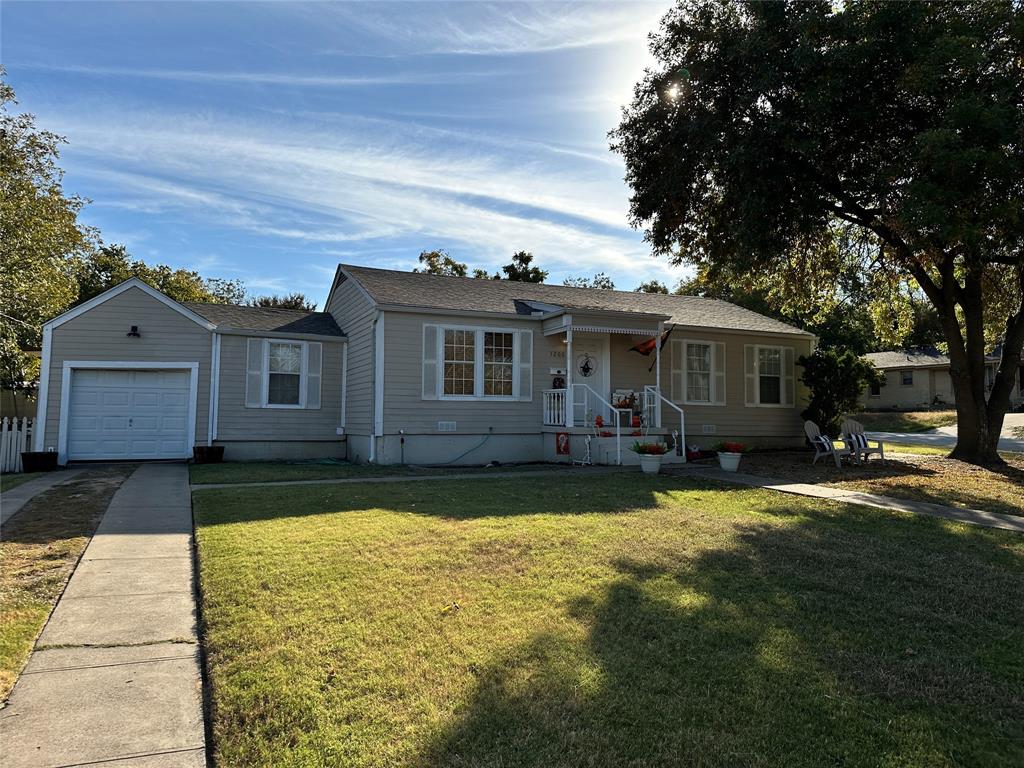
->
[564,327,574,427]
[655,321,663,428]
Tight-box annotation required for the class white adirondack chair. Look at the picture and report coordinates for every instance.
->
[804,421,854,468]
[841,418,885,463]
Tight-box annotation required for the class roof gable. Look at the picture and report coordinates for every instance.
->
[44,278,216,331]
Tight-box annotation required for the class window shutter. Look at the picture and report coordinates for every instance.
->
[783,346,795,407]
[744,345,756,406]
[713,342,726,405]
[517,330,533,401]
[422,324,439,400]
[306,342,322,409]
[245,338,263,408]
[670,339,684,402]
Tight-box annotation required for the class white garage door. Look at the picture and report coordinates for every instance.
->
[68,369,192,460]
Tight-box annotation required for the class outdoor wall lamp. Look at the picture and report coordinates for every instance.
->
[127,325,141,337]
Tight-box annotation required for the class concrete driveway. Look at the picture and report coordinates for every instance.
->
[0,463,206,768]
[867,412,1024,453]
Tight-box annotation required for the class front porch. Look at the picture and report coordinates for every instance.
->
[536,310,686,465]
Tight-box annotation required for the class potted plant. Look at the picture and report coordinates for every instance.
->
[715,441,746,472]
[20,450,58,472]
[630,441,670,474]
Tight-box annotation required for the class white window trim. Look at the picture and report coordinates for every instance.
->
[679,338,719,406]
[437,325,520,401]
[750,344,790,408]
[262,338,307,409]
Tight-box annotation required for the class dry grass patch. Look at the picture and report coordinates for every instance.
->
[0,465,135,699]
[854,410,958,433]
[194,474,1024,767]
[0,472,42,493]
[738,451,1024,517]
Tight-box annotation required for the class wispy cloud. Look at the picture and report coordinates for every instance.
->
[311,2,668,57]
[19,63,496,87]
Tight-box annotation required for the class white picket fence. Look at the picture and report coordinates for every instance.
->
[1,417,33,473]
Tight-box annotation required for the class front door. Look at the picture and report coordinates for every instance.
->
[572,333,610,424]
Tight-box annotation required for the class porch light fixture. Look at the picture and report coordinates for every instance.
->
[127,325,141,337]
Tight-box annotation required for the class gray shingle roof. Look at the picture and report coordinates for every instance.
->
[342,265,812,337]
[182,302,344,337]
[864,350,950,369]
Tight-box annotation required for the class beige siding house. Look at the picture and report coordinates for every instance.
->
[859,350,1021,410]
[37,266,818,466]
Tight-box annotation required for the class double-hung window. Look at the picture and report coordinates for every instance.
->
[443,330,476,396]
[744,344,794,407]
[685,342,712,402]
[757,347,783,405]
[483,332,514,396]
[268,342,303,405]
[900,370,914,386]
[424,325,532,401]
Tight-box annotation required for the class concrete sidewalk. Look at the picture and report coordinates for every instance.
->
[675,465,1024,533]
[0,463,206,768]
[1,467,86,527]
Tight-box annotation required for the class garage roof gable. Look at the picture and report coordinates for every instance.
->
[44,278,217,332]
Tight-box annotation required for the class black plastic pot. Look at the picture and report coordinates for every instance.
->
[192,445,225,464]
[21,451,59,472]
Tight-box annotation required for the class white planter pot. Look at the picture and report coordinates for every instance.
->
[638,454,664,474]
[717,452,742,472]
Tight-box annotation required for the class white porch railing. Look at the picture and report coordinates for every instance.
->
[543,389,567,427]
[644,385,686,458]
[1,417,33,473]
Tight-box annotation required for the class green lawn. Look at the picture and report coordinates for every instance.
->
[194,475,1024,767]
[854,410,958,433]
[0,472,42,493]
[189,460,566,485]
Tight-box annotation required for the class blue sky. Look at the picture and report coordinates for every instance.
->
[4,1,684,306]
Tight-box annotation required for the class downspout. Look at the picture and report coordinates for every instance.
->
[34,324,52,452]
[339,342,348,433]
[207,332,220,445]
[370,311,385,463]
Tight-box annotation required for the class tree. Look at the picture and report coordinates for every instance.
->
[1,70,95,401]
[471,268,498,280]
[500,251,548,283]
[635,280,669,294]
[73,245,245,306]
[414,249,467,277]
[248,293,317,311]
[799,349,884,437]
[564,273,615,290]
[612,1,1023,464]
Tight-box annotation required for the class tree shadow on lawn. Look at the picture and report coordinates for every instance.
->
[193,473,698,526]
[420,514,1024,768]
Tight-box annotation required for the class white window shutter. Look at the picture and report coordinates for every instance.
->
[783,346,795,406]
[670,339,684,402]
[744,345,756,406]
[422,324,439,400]
[306,342,322,409]
[517,330,533,401]
[245,338,263,408]
[713,342,726,405]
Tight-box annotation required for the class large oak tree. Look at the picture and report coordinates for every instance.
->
[612,0,1023,464]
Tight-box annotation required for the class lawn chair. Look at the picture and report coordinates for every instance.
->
[841,418,885,464]
[804,421,855,468]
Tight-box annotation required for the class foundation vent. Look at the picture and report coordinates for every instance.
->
[437,421,457,432]
[702,424,717,434]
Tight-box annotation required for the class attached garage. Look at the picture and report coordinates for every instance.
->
[64,366,197,460]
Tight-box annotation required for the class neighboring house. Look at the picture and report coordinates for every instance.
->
[35,267,816,466]
[860,349,1023,410]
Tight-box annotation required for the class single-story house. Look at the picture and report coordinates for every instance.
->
[34,266,817,466]
[860,349,1024,410]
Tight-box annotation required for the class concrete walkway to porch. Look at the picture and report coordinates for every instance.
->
[0,463,206,768]
[672,465,1024,533]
